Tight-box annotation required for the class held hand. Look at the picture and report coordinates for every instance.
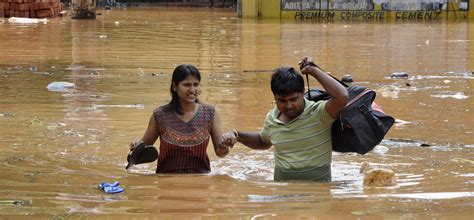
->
[129,139,142,152]
[219,130,238,148]
[215,144,230,157]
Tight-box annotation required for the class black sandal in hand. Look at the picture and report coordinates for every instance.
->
[126,141,158,169]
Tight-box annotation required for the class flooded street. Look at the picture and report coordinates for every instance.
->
[1,7,473,218]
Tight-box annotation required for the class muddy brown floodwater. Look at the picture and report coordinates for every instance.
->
[0,7,473,219]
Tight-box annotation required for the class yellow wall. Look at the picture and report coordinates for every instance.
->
[470,0,474,19]
[470,0,474,75]
[259,0,280,18]
[241,0,257,18]
[242,0,474,20]
[242,0,280,18]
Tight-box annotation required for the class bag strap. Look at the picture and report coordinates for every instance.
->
[305,74,311,100]
[358,104,385,139]
[310,63,349,88]
[303,61,349,100]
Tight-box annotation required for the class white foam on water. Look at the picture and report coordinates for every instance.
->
[432,92,469,99]
[379,192,474,200]
[457,173,474,177]
[247,194,315,202]
[395,118,411,126]
[92,104,144,109]
[8,17,48,24]
[372,145,389,155]
[211,150,275,182]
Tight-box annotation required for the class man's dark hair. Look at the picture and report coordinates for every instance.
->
[270,67,305,97]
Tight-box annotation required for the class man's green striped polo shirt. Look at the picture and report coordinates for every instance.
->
[260,99,335,181]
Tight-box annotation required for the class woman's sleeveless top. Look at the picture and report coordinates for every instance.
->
[153,104,215,173]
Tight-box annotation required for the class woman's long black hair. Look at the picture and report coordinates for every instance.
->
[164,64,201,115]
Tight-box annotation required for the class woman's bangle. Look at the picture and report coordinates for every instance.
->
[232,130,239,138]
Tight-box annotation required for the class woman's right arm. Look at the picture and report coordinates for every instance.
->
[141,114,160,145]
[130,114,159,150]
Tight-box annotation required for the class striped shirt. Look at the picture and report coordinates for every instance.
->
[260,99,335,181]
[153,104,215,174]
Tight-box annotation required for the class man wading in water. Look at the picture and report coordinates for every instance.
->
[220,57,348,181]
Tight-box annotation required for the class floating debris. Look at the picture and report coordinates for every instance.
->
[452,157,474,165]
[137,68,145,76]
[372,145,389,155]
[376,85,400,99]
[248,194,314,202]
[92,104,144,109]
[0,112,15,117]
[390,72,409,78]
[33,71,52,75]
[360,162,397,187]
[383,138,434,148]
[30,117,44,125]
[341,74,353,83]
[351,211,367,216]
[432,92,468,100]
[0,199,31,206]
[47,122,66,130]
[243,70,273,73]
[47,82,75,92]
[151,72,166,76]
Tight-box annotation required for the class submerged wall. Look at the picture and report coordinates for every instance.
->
[239,0,474,21]
[0,0,64,18]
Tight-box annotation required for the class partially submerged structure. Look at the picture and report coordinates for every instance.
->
[0,0,64,18]
[238,0,474,21]
[71,0,96,19]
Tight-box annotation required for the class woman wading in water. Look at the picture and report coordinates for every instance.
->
[128,64,231,173]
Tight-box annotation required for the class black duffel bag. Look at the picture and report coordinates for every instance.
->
[304,85,395,154]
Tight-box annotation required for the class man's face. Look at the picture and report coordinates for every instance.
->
[274,92,305,120]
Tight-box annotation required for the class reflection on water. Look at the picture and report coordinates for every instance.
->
[0,7,473,218]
